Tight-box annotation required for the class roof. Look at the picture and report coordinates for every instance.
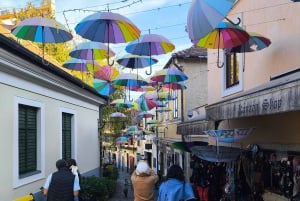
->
[0,27,108,102]
[172,45,207,59]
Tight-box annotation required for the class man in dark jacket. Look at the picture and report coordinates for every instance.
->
[43,159,80,201]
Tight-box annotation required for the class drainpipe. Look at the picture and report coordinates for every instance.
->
[98,105,105,177]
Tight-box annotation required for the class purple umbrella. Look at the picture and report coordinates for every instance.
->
[62,58,101,72]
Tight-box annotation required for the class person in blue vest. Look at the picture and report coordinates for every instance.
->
[43,159,80,201]
[157,164,196,201]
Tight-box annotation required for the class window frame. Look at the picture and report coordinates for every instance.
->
[60,108,77,160]
[172,90,178,119]
[13,97,45,188]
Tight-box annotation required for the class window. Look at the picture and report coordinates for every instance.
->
[60,108,76,160]
[19,105,38,176]
[14,97,45,188]
[62,112,72,160]
[222,51,243,96]
[172,90,178,119]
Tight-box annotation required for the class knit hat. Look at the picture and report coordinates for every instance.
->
[136,161,149,175]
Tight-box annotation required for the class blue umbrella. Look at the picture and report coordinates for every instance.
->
[187,0,236,42]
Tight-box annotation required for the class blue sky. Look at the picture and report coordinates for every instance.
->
[0,0,193,72]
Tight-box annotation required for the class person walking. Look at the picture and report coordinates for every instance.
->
[157,164,196,201]
[43,159,80,201]
[131,160,159,201]
[67,158,82,201]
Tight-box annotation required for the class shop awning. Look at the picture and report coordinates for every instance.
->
[176,119,214,135]
[206,69,300,121]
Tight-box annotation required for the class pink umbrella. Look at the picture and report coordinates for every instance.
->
[94,65,120,82]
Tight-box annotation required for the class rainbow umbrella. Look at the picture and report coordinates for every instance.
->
[93,79,116,96]
[145,91,176,101]
[110,99,133,108]
[70,41,115,60]
[134,97,158,111]
[125,34,175,75]
[116,136,128,144]
[187,0,236,42]
[227,32,271,53]
[109,112,127,118]
[150,67,188,84]
[195,21,249,68]
[162,82,187,90]
[147,119,162,127]
[63,58,101,72]
[75,11,141,65]
[138,111,155,119]
[94,65,120,82]
[11,17,73,64]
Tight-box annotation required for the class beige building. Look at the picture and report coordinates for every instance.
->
[204,0,300,200]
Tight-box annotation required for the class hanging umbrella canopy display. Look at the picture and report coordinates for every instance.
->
[150,67,188,84]
[70,41,115,60]
[116,136,128,144]
[93,79,116,96]
[75,11,141,65]
[162,82,187,90]
[187,0,236,42]
[134,97,158,111]
[145,91,176,101]
[190,145,242,162]
[195,21,250,68]
[113,73,148,88]
[125,33,175,75]
[117,55,158,69]
[147,119,162,127]
[12,17,73,43]
[138,111,155,119]
[203,128,255,143]
[62,58,101,72]
[109,112,127,118]
[11,17,73,63]
[94,65,120,82]
[227,32,271,53]
[110,99,133,108]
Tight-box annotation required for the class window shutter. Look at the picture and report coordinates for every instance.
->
[62,113,72,160]
[19,105,37,175]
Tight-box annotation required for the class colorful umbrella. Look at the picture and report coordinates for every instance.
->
[134,97,158,111]
[69,41,115,60]
[62,58,101,72]
[162,82,187,90]
[138,111,155,119]
[117,55,158,76]
[93,65,120,82]
[147,119,162,127]
[150,68,188,84]
[109,112,127,118]
[203,128,255,143]
[116,136,128,144]
[110,99,133,108]
[227,32,271,53]
[187,0,236,42]
[75,11,141,65]
[195,21,250,68]
[145,91,176,101]
[125,34,175,75]
[93,79,116,96]
[11,17,73,63]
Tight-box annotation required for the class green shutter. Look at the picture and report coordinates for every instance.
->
[62,113,72,160]
[19,105,37,175]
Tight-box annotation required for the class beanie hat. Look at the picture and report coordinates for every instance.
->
[136,161,149,175]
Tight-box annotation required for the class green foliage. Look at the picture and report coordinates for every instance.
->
[80,176,117,201]
[102,164,119,180]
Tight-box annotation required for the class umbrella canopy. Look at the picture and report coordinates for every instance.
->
[116,136,128,144]
[113,73,148,89]
[94,65,120,82]
[12,17,73,43]
[190,145,242,162]
[203,128,255,143]
[187,0,236,42]
[150,68,188,84]
[125,34,175,75]
[135,97,158,111]
[63,58,101,72]
[147,119,162,127]
[195,21,249,68]
[75,11,140,43]
[138,111,155,119]
[109,112,127,118]
[93,79,116,96]
[146,91,176,101]
[70,41,115,60]
[162,82,187,90]
[227,32,271,53]
[110,99,133,108]
[117,55,158,69]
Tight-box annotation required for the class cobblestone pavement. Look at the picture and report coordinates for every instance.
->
[107,168,134,201]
